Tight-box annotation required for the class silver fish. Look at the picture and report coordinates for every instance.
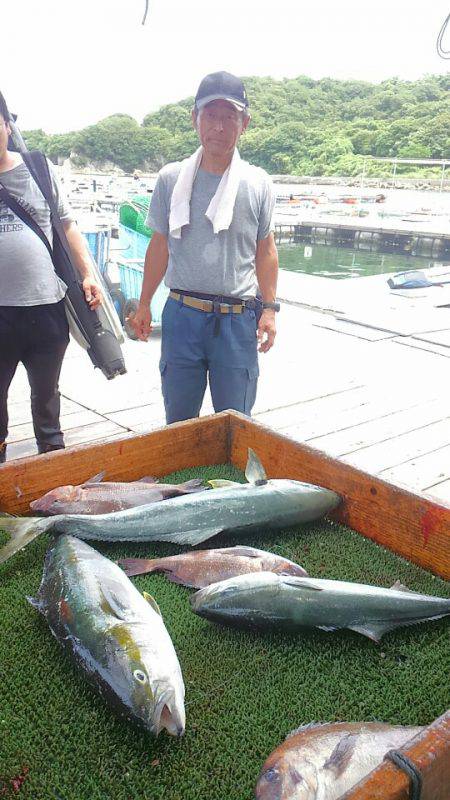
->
[28,535,185,736]
[190,571,450,642]
[255,721,423,799]
[0,449,341,564]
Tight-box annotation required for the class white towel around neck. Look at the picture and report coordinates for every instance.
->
[168,146,242,238]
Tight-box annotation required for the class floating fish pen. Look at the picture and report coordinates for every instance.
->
[0,412,448,799]
[275,223,450,258]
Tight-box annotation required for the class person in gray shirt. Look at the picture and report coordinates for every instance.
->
[130,72,279,424]
[0,92,102,462]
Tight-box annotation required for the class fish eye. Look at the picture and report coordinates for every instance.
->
[264,768,278,783]
[133,669,147,684]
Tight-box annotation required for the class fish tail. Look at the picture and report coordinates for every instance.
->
[0,515,52,564]
[117,557,157,577]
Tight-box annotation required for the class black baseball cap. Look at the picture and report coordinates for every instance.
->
[195,71,249,112]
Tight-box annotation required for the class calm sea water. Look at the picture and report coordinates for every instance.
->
[106,178,449,281]
[114,226,442,283]
[277,242,438,280]
[275,183,449,279]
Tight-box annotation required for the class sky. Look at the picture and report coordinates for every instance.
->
[2,0,449,133]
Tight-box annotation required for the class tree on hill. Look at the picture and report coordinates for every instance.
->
[24,74,449,176]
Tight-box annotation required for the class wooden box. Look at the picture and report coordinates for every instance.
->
[0,410,448,799]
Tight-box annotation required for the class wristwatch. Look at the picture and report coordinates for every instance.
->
[262,301,280,312]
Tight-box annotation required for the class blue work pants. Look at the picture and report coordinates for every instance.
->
[159,297,259,424]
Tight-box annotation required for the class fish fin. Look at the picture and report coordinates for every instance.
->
[207,479,241,489]
[224,546,264,558]
[161,571,197,588]
[277,564,309,577]
[318,625,338,632]
[117,558,155,577]
[139,565,197,588]
[101,583,133,621]
[390,580,415,593]
[118,558,194,587]
[179,478,207,493]
[143,591,162,616]
[245,448,268,485]
[83,471,106,484]
[351,613,450,642]
[286,722,328,739]
[348,622,396,643]
[323,733,358,776]
[159,526,224,546]
[26,595,42,613]
[0,516,51,565]
[137,475,158,483]
[281,576,323,591]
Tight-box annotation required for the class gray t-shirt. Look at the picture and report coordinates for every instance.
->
[146,158,275,298]
[0,157,73,306]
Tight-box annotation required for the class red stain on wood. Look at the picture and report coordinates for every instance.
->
[421,506,443,547]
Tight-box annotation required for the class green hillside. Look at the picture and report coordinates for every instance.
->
[23,74,450,176]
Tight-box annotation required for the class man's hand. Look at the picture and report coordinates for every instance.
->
[128,302,152,341]
[82,277,102,309]
[257,308,276,353]
[63,222,104,309]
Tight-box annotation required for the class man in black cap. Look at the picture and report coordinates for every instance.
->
[131,71,279,423]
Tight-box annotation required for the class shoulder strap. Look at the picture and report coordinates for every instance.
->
[22,151,54,209]
[0,184,54,260]
[23,151,73,258]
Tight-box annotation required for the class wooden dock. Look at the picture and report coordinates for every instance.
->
[274,219,450,257]
[4,269,450,505]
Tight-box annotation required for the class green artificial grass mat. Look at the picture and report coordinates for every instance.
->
[0,463,449,800]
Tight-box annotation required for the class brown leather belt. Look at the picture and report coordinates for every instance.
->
[169,291,245,314]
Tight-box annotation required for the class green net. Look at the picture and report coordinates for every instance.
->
[0,462,449,799]
[119,195,153,238]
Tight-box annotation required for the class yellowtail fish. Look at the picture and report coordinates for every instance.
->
[0,449,341,564]
[28,535,185,736]
[190,571,450,642]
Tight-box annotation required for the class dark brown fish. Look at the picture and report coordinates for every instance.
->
[118,546,308,588]
[30,474,206,515]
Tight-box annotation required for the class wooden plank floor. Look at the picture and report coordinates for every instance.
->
[4,279,450,504]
